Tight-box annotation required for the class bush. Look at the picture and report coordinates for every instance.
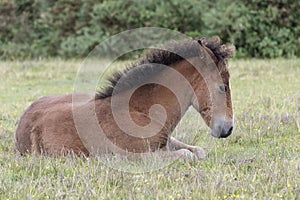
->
[0,0,299,59]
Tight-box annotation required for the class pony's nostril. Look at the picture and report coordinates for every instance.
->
[227,126,233,136]
[220,126,233,138]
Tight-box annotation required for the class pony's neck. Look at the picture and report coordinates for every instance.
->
[126,58,201,132]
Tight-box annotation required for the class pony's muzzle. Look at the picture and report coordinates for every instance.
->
[211,119,233,138]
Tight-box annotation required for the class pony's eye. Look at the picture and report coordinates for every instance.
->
[219,85,227,93]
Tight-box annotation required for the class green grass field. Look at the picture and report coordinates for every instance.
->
[0,59,299,199]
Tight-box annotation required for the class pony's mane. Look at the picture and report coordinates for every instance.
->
[95,36,235,99]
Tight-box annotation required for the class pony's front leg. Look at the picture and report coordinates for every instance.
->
[168,137,206,160]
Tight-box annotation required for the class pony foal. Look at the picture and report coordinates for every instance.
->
[15,37,235,159]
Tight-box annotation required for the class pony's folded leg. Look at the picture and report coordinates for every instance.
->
[168,136,206,160]
[188,146,206,160]
[175,149,195,160]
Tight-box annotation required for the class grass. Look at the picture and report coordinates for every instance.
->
[0,59,299,199]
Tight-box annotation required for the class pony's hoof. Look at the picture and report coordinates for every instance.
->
[191,146,206,160]
[177,149,195,160]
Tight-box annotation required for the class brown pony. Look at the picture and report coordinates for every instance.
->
[15,37,235,159]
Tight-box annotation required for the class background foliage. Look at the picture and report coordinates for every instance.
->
[0,0,299,59]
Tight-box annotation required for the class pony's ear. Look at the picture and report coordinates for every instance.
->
[198,37,207,46]
[225,44,236,58]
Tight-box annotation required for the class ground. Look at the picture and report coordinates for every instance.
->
[0,59,299,199]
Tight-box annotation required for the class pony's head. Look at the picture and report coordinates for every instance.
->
[192,37,235,138]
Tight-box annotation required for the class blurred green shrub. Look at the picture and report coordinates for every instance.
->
[0,0,299,59]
